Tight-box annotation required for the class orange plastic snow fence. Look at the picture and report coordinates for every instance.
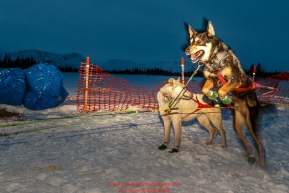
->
[76,61,159,113]
[76,58,289,113]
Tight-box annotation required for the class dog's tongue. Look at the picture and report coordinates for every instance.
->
[190,50,203,62]
[190,52,199,61]
[190,54,197,61]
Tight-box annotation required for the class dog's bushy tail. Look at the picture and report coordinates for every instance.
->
[232,90,260,132]
[246,90,260,132]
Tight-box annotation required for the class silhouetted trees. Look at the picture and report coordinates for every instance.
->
[245,63,281,77]
[0,54,38,69]
[0,54,282,77]
[108,63,280,77]
[107,67,203,77]
[58,66,78,72]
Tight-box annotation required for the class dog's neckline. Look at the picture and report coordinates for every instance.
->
[201,41,222,64]
[201,53,217,64]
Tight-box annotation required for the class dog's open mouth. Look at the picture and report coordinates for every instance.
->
[190,50,204,62]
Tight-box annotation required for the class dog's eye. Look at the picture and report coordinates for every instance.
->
[196,40,202,45]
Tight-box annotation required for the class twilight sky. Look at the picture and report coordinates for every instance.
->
[1,0,289,72]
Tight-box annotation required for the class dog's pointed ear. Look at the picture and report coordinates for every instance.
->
[188,25,197,39]
[207,21,215,37]
[177,77,180,82]
[168,78,174,86]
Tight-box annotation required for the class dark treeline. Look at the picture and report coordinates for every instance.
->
[245,63,281,77]
[0,54,77,72]
[58,66,79,72]
[0,54,38,69]
[108,63,281,77]
[0,54,282,77]
[107,67,203,77]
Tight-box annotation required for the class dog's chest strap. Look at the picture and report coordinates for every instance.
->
[162,93,212,113]
[191,98,213,113]
[216,71,227,85]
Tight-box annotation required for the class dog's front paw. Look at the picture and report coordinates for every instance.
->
[169,148,179,153]
[158,144,167,150]
[205,141,213,145]
[248,154,256,165]
[220,95,232,105]
[221,144,227,148]
[206,90,218,100]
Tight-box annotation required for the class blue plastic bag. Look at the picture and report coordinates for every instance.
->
[23,87,69,110]
[0,68,26,106]
[25,63,63,97]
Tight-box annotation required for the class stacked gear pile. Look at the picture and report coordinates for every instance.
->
[0,64,68,110]
[0,68,26,106]
[24,63,68,110]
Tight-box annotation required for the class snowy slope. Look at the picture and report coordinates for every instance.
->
[0,73,289,193]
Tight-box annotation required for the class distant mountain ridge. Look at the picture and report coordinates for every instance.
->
[0,49,194,72]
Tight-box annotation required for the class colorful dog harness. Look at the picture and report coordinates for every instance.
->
[216,71,254,91]
[162,92,213,113]
[190,97,214,113]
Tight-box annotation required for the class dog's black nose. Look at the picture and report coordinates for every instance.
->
[185,48,191,55]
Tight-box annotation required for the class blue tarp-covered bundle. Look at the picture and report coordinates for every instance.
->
[23,87,68,110]
[24,63,68,110]
[0,68,26,106]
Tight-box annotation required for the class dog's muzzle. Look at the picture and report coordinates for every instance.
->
[185,48,191,55]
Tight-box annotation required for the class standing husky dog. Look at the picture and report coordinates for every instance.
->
[157,78,226,153]
[185,21,266,168]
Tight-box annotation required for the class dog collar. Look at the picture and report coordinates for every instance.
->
[162,93,173,102]
[202,53,217,64]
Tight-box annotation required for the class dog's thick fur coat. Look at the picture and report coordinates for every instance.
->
[185,21,266,168]
[157,78,226,152]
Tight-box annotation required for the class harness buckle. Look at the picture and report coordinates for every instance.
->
[164,96,169,102]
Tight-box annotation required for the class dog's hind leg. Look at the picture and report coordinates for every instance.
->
[245,112,266,168]
[205,111,227,147]
[197,114,217,146]
[158,116,171,150]
[234,110,256,164]
[245,92,266,168]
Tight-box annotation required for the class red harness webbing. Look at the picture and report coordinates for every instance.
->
[216,71,254,91]
[190,98,213,113]
[162,93,213,113]
[191,98,213,108]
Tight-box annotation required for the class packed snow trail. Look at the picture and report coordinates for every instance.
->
[0,110,138,137]
[1,105,289,193]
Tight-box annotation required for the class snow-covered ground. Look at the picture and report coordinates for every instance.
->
[0,72,289,193]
